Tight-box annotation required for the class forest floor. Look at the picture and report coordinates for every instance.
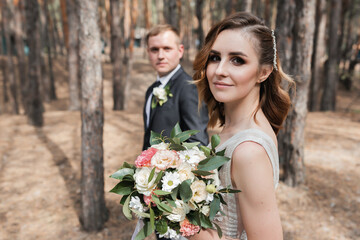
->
[0,50,360,240]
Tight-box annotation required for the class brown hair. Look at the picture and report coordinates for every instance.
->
[146,24,181,46]
[193,12,294,135]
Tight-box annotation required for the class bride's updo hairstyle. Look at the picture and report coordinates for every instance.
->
[193,12,294,135]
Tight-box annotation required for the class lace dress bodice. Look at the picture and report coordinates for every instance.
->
[214,128,280,240]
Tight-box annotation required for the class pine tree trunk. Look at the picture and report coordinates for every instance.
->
[66,0,81,110]
[195,0,204,50]
[13,0,28,113]
[309,0,327,111]
[2,0,19,114]
[78,0,108,231]
[320,0,342,111]
[25,0,44,126]
[50,2,65,55]
[276,0,316,186]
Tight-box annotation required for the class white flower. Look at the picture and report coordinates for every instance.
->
[167,200,190,222]
[159,227,181,239]
[151,142,169,150]
[161,171,181,192]
[129,196,144,213]
[211,169,221,187]
[153,87,168,101]
[151,150,180,171]
[178,162,195,182]
[133,167,157,196]
[190,180,208,203]
[205,193,214,204]
[178,147,206,166]
[201,205,210,216]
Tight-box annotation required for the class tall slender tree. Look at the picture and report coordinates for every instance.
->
[321,0,342,111]
[25,0,43,126]
[78,0,108,231]
[66,0,81,110]
[276,0,316,186]
[195,0,204,50]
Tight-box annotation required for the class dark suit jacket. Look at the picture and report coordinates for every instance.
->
[142,67,209,150]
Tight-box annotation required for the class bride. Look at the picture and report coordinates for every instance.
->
[189,12,294,240]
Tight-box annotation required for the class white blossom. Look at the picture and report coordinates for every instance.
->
[133,167,157,196]
[178,147,206,166]
[161,171,181,192]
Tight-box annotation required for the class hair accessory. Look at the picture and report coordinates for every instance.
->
[271,30,278,71]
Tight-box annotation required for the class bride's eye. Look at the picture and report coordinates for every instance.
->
[231,56,245,65]
[208,54,220,62]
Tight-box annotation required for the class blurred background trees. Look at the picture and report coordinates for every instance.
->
[1,0,360,231]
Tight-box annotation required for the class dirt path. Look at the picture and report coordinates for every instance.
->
[0,53,359,240]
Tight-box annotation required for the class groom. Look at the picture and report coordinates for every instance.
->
[142,24,209,152]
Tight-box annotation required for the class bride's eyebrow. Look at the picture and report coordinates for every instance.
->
[209,49,248,58]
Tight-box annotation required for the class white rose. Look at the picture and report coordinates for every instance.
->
[190,180,208,203]
[151,142,169,150]
[178,162,195,182]
[178,147,206,166]
[166,200,190,222]
[133,167,157,196]
[153,87,168,101]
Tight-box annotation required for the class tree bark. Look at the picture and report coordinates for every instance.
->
[309,0,327,111]
[163,0,179,29]
[66,0,81,110]
[195,0,204,50]
[320,0,342,111]
[60,0,69,49]
[276,0,316,186]
[25,0,44,126]
[78,0,108,231]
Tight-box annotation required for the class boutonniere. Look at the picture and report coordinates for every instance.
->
[151,85,173,109]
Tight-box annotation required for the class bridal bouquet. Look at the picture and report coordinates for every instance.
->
[110,124,240,240]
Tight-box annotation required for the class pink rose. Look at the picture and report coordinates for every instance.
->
[151,150,181,171]
[135,148,158,168]
[180,218,200,237]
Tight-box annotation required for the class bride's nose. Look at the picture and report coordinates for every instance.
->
[215,60,229,77]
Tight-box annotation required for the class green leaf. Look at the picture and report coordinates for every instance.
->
[148,167,156,183]
[216,149,226,156]
[182,141,200,150]
[217,193,227,205]
[122,161,136,169]
[156,219,168,235]
[191,170,214,176]
[171,123,182,138]
[218,188,241,193]
[170,185,179,201]
[110,181,134,195]
[187,210,201,227]
[166,198,176,207]
[123,194,133,220]
[200,214,213,228]
[197,156,230,171]
[211,134,221,149]
[154,170,163,185]
[135,220,154,240]
[158,202,173,213]
[150,208,155,230]
[132,209,151,218]
[153,190,172,195]
[213,222,223,239]
[151,98,157,109]
[209,196,220,220]
[120,194,128,205]
[150,131,162,145]
[176,130,200,142]
[179,179,192,203]
[200,146,211,157]
[110,168,135,180]
[169,137,181,145]
[169,142,186,151]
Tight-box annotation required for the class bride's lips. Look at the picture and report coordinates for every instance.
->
[213,81,233,88]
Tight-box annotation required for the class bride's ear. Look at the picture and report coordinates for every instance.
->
[257,65,273,83]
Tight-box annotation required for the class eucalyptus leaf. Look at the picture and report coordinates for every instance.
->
[191,170,214,176]
[156,219,168,235]
[170,186,179,201]
[176,130,200,142]
[211,134,221,149]
[182,141,200,150]
[154,170,163,185]
[158,202,173,213]
[110,181,134,195]
[134,220,154,240]
[148,167,156,183]
[169,142,186,151]
[197,156,230,171]
[110,168,134,180]
[200,214,213,228]
[200,146,211,157]
[123,194,133,220]
[150,208,155,229]
[179,179,192,203]
[153,190,172,195]
[120,194,128,205]
[216,149,226,156]
[213,222,223,239]
[171,123,182,138]
[122,161,136,169]
[209,196,220,220]
[150,131,163,145]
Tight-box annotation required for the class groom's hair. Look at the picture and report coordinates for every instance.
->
[146,24,181,46]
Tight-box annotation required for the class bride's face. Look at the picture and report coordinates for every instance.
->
[206,29,266,105]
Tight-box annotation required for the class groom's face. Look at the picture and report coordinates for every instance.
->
[147,30,184,77]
